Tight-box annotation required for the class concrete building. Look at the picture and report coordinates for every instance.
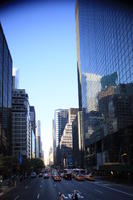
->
[0,23,12,156]
[54,109,68,147]
[36,120,43,160]
[60,108,78,167]
[12,89,31,158]
[30,106,36,158]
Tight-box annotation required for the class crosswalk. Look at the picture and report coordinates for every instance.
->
[61,191,84,199]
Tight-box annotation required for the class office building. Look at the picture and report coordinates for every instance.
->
[30,106,36,158]
[12,89,31,158]
[54,109,68,147]
[0,23,12,155]
[82,73,101,112]
[76,0,133,174]
[36,120,43,159]
[60,108,78,167]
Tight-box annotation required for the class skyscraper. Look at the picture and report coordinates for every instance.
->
[76,0,133,171]
[76,0,133,108]
[81,73,101,112]
[12,89,31,158]
[30,106,36,158]
[60,108,78,167]
[54,109,68,147]
[0,23,12,155]
[36,120,43,159]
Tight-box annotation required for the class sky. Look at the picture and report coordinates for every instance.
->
[0,0,78,163]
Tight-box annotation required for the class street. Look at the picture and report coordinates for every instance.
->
[1,176,133,200]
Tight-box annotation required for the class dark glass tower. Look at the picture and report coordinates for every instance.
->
[0,23,12,155]
[76,0,133,109]
[76,0,133,171]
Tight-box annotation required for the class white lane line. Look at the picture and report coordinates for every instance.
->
[68,194,72,198]
[62,194,68,199]
[95,189,103,194]
[14,195,20,200]
[94,182,133,197]
[40,185,42,188]
[37,193,40,199]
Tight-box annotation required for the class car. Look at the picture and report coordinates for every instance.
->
[38,172,43,177]
[52,171,61,181]
[53,175,61,181]
[43,172,49,179]
[64,173,72,180]
[75,175,85,181]
[85,174,95,181]
[31,172,37,178]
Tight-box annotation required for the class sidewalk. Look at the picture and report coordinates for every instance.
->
[0,185,14,197]
[0,177,31,197]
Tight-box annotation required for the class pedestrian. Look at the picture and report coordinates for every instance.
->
[72,189,78,200]
[59,192,63,200]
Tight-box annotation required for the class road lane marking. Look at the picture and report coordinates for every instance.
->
[94,182,133,197]
[95,189,103,194]
[62,194,68,199]
[37,193,40,199]
[25,186,28,189]
[40,185,42,188]
[14,195,20,200]
[68,194,72,198]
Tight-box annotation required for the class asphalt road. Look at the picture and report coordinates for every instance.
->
[1,176,133,200]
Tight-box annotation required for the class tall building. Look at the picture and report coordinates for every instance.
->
[52,119,56,165]
[81,73,101,112]
[76,0,133,109]
[0,23,12,155]
[36,120,43,159]
[30,106,36,158]
[12,89,31,158]
[54,109,68,147]
[60,108,78,167]
[12,68,19,90]
[76,0,133,172]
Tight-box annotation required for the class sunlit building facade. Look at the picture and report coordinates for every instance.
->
[76,0,133,175]
[0,23,12,155]
[12,89,31,158]
[54,109,68,147]
[60,108,78,167]
[81,73,101,112]
[30,106,36,158]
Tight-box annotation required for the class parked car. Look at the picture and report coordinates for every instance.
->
[31,172,37,178]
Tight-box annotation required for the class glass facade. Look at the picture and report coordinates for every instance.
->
[0,23,12,155]
[76,0,133,170]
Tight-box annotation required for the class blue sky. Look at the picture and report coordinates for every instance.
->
[0,0,78,162]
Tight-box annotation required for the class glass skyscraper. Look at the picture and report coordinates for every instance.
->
[0,23,12,155]
[76,0,133,108]
[76,0,133,172]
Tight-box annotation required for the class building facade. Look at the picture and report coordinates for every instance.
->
[0,23,12,156]
[76,0,133,175]
[12,89,31,158]
[36,120,43,160]
[54,109,68,147]
[60,108,78,168]
[30,106,36,158]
